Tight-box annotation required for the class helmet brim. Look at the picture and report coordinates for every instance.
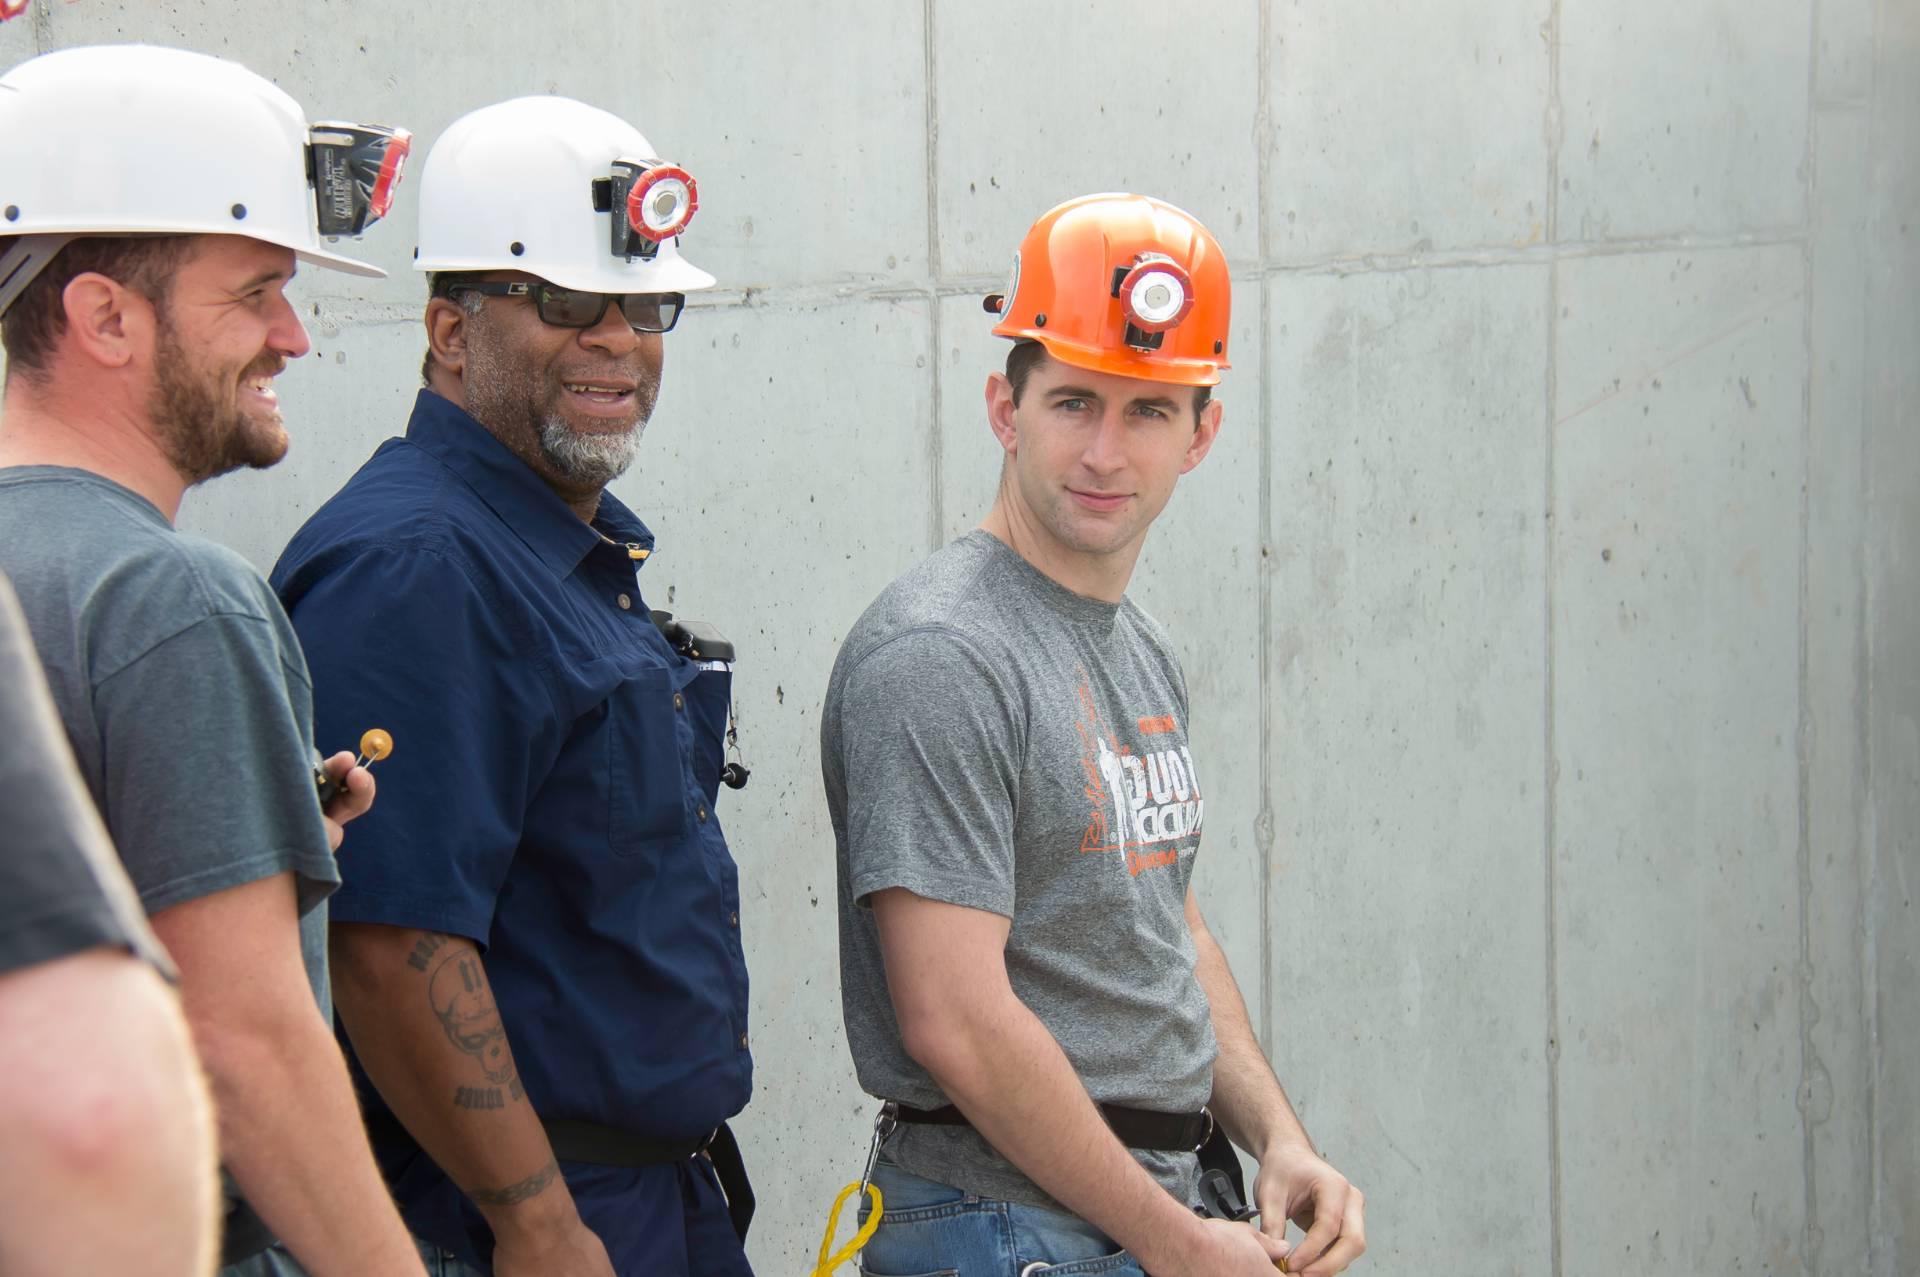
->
[413,253,715,295]
[295,243,386,278]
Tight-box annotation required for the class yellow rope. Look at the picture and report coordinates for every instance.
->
[811,1181,884,1276]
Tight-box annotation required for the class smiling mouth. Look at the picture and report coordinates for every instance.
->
[562,381,635,402]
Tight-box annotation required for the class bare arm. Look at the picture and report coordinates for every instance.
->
[0,947,218,1277]
[1188,890,1366,1276]
[873,888,1289,1277]
[149,875,423,1277]
[330,923,614,1277]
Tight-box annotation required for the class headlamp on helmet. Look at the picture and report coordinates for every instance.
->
[0,0,29,21]
[599,158,699,263]
[308,122,412,239]
[1113,253,1194,351]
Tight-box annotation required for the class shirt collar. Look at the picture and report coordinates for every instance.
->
[403,389,656,579]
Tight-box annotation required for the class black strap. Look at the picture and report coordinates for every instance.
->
[364,1106,751,1238]
[892,1101,1212,1153]
[1195,1122,1256,1221]
[705,1122,756,1242]
[542,1117,708,1167]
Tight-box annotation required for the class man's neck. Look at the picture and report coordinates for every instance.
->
[978,496,1140,605]
[0,378,187,522]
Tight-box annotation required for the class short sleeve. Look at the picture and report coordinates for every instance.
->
[94,611,338,917]
[0,583,171,978]
[836,627,1024,917]
[285,547,553,945]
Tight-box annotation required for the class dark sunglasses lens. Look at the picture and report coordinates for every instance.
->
[536,288,609,327]
[620,293,684,333]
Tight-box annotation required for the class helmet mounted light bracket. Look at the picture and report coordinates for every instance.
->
[1112,252,1194,352]
[308,121,411,239]
[600,157,698,263]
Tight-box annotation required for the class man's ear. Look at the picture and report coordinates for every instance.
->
[985,371,1019,457]
[424,296,471,379]
[61,273,150,371]
[1180,396,1224,475]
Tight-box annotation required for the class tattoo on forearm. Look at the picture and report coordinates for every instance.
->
[467,1159,559,1207]
[453,1079,525,1110]
[406,934,450,972]
[427,946,521,1090]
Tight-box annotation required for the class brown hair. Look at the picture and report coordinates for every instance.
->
[1,235,194,379]
[1004,339,1212,418]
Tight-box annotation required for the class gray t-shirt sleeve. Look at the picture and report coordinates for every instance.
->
[93,611,338,917]
[838,627,1024,918]
[0,580,171,978]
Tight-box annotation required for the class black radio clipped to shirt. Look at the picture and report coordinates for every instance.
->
[650,610,734,664]
[650,610,750,790]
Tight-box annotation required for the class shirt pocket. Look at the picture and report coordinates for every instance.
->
[607,666,690,855]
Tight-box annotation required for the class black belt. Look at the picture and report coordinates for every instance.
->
[891,1101,1214,1153]
[546,1118,756,1243]
[363,1110,756,1241]
[542,1117,709,1166]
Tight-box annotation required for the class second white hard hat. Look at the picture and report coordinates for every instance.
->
[413,96,715,295]
[0,44,406,298]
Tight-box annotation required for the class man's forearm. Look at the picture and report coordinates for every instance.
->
[151,874,421,1277]
[1188,896,1312,1157]
[330,924,586,1245]
[904,987,1216,1275]
[201,996,423,1276]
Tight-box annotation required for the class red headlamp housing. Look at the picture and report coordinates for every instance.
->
[627,164,698,243]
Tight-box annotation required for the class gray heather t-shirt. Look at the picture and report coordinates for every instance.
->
[824,530,1216,1213]
[0,466,339,1259]
[0,574,171,979]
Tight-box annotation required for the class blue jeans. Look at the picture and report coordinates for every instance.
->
[858,1161,1146,1277]
[416,1236,487,1276]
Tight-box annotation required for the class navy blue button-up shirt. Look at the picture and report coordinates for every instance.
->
[271,390,751,1268]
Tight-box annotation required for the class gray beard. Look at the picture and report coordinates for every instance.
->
[537,413,642,488]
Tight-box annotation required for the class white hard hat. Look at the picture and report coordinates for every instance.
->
[414,96,714,294]
[0,45,410,313]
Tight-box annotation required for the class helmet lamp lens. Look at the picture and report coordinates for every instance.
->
[626,165,698,242]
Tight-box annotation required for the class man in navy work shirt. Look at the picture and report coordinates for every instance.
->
[271,97,752,1277]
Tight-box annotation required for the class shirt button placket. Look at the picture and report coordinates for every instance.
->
[616,592,632,610]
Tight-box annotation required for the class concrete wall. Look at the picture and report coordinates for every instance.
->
[2,2,1913,1273]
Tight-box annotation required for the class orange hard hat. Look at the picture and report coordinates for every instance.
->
[986,193,1230,388]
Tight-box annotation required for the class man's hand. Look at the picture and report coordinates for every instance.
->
[318,750,375,852]
[1154,1218,1292,1277]
[1253,1143,1365,1276]
[490,1210,616,1277]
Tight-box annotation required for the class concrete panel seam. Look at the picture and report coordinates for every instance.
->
[1544,2,1566,1273]
[1254,0,1275,1061]
[922,0,944,551]
[1861,5,1885,1266]
[1796,5,1823,1269]
[1264,230,1810,279]
[29,0,49,51]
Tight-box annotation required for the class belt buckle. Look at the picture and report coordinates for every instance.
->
[1193,1106,1216,1153]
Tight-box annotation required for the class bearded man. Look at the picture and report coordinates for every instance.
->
[0,44,419,1276]
[270,97,754,1277]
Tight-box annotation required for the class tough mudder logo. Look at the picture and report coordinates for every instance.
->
[1072,670,1204,878]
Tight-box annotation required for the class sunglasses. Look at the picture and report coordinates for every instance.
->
[446,281,685,333]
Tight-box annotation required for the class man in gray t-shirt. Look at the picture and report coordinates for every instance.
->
[0,571,220,1273]
[824,195,1367,1277]
[0,45,419,1275]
